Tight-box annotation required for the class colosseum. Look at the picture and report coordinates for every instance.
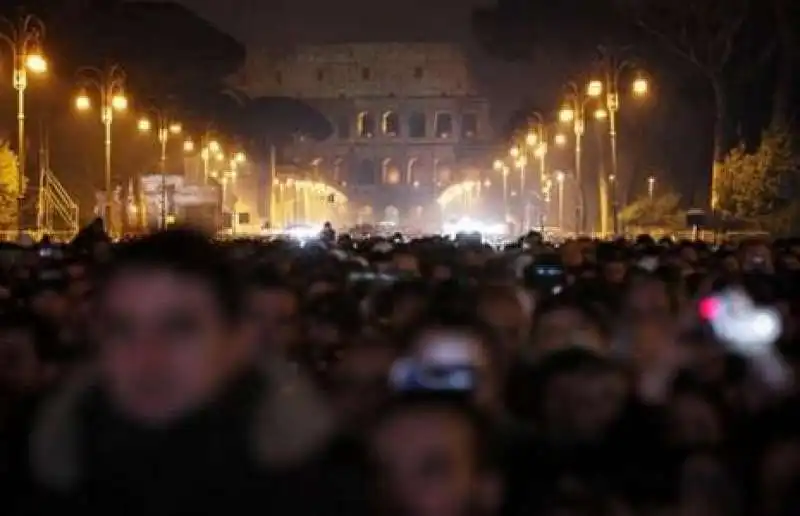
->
[235,42,495,229]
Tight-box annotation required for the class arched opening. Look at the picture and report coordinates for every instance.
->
[407,157,420,185]
[434,159,453,185]
[357,112,375,138]
[462,113,478,138]
[435,112,453,138]
[408,112,426,138]
[382,158,401,185]
[384,206,400,225]
[382,111,400,136]
[356,159,377,185]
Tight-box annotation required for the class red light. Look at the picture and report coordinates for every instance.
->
[699,297,721,320]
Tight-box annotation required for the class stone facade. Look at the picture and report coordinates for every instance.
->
[234,42,495,227]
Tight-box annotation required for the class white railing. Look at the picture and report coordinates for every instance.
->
[40,169,79,238]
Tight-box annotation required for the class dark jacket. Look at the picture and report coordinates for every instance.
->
[23,364,353,516]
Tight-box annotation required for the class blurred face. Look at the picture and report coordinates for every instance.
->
[0,329,42,396]
[542,369,626,443]
[624,278,673,323]
[247,287,299,356]
[329,345,394,428]
[371,408,480,516]
[560,243,583,268]
[603,261,627,284]
[477,291,527,355]
[394,253,420,276]
[30,289,68,321]
[667,394,723,449]
[533,308,605,356]
[96,269,243,426]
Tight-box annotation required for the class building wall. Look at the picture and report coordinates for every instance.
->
[235,43,496,227]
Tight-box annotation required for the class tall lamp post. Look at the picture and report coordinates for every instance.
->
[137,111,182,229]
[493,159,510,222]
[0,12,47,234]
[588,46,649,235]
[556,171,566,232]
[75,64,128,231]
[558,82,597,234]
[525,112,550,229]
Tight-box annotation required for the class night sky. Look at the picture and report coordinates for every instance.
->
[145,0,539,125]
[164,0,489,43]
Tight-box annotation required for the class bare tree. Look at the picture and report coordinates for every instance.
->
[618,0,750,209]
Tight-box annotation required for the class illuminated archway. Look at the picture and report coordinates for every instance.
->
[270,175,349,228]
[436,180,481,220]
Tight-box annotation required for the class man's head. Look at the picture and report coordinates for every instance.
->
[370,395,500,516]
[246,269,300,358]
[93,229,249,426]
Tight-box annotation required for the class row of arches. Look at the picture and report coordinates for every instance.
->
[341,111,477,139]
[353,158,455,186]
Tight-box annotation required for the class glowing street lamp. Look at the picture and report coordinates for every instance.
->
[137,106,185,228]
[0,12,48,233]
[183,139,195,152]
[554,133,568,146]
[208,140,221,153]
[633,76,649,96]
[587,80,603,97]
[525,132,538,146]
[559,106,575,123]
[75,93,91,111]
[111,93,128,111]
[556,171,566,231]
[509,146,520,159]
[74,63,128,232]
[234,151,246,164]
[493,159,504,171]
[594,108,608,120]
[25,53,47,74]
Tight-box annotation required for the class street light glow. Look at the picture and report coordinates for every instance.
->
[633,77,649,96]
[559,106,575,123]
[234,151,246,163]
[516,156,527,168]
[169,123,182,135]
[594,108,608,120]
[215,152,224,161]
[493,159,503,171]
[525,132,538,146]
[137,118,151,132]
[111,94,128,111]
[554,133,567,146]
[183,139,195,152]
[534,144,546,158]
[25,53,47,73]
[75,93,91,111]
[556,171,565,183]
[509,146,520,158]
[587,80,603,97]
[208,140,221,153]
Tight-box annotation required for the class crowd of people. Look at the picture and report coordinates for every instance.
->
[2,223,800,516]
